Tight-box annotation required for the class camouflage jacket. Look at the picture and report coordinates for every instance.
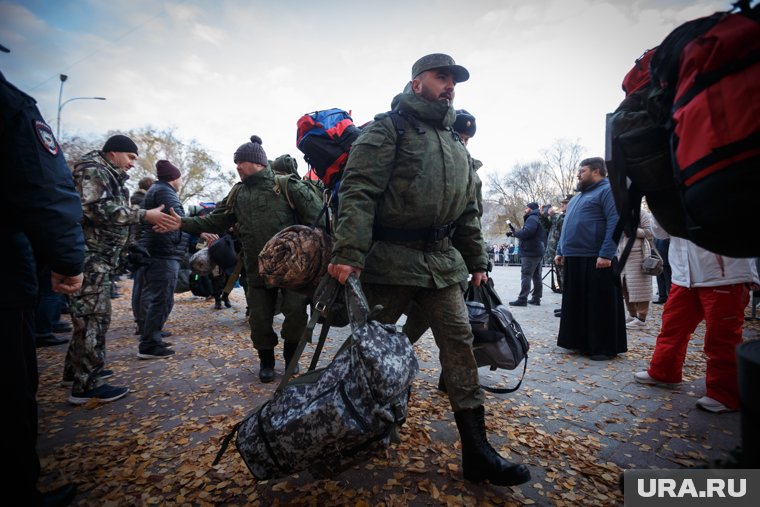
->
[332,90,487,288]
[545,212,565,261]
[472,158,483,218]
[180,165,324,286]
[72,150,144,272]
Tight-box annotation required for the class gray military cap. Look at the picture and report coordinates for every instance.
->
[411,53,469,83]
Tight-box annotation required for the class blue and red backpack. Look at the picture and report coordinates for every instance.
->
[296,108,362,189]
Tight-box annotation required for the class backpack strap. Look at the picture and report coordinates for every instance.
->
[222,182,245,215]
[274,174,333,232]
[272,174,298,210]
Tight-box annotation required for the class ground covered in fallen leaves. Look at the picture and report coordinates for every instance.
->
[35,277,759,506]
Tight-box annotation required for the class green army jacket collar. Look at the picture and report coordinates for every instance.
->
[241,165,274,187]
[391,90,456,129]
[80,150,130,185]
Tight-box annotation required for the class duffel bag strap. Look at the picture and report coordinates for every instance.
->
[222,257,243,296]
[277,274,344,391]
[479,354,528,394]
[212,419,244,465]
[276,311,320,391]
[308,311,334,371]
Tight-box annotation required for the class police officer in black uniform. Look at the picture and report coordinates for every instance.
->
[1,43,84,505]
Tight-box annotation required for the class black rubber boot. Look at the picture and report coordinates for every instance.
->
[454,405,531,486]
[258,349,275,383]
[283,341,300,375]
[437,372,447,393]
[41,482,77,507]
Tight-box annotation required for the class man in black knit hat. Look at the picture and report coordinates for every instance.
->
[62,135,175,404]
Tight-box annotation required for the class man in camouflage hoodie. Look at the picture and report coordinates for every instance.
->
[63,134,172,405]
[159,135,324,383]
[328,54,531,487]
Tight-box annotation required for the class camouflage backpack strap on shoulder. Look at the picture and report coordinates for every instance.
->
[224,182,245,214]
[272,174,298,210]
[274,174,333,232]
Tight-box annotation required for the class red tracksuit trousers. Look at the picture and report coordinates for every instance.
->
[648,283,749,410]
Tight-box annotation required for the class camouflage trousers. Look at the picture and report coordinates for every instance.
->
[247,285,309,352]
[403,282,470,343]
[363,282,484,412]
[63,270,112,393]
[402,301,429,344]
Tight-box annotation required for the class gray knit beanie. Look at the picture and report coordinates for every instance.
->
[234,135,268,165]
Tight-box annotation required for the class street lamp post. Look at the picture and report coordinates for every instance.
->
[56,74,106,140]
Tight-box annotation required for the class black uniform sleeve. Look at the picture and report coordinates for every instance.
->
[1,77,85,276]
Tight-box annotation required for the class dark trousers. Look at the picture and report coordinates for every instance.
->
[139,258,179,349]
[518,256,543,301]
[35,265,63,338]
[654,238,671,300]
[0,307,41,503]
[132,267,145,333]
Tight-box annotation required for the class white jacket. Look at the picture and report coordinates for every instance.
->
[653,220,759,288]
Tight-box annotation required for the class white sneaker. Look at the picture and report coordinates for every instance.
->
[634,371,681,388]
[696,396,736,413]
[626,318,647,329]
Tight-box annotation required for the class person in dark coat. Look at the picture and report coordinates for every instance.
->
[1,58,84,505]
[136,160,189,359]
[130,176,154,207]
[130,176,156,333]
[555,157,627,360]
[508,202,546,306]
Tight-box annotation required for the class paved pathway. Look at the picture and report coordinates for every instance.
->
[35,266,756,506]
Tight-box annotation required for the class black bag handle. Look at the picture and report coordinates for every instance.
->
[464,279,502,312]
[478,357,528,394]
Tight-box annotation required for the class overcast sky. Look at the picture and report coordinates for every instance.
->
[1,0,731,187]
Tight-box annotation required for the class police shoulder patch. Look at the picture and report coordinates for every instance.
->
[34,120,59,156]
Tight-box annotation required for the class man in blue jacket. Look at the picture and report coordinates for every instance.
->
[508,202,546,306]
[137,160,188,359]
[554,157,627,360]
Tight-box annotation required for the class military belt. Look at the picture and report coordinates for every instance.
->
[372,223,455,252]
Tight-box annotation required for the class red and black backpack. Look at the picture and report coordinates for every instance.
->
[608,0,759,260]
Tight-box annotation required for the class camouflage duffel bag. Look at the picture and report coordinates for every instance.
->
[215,274,418,480]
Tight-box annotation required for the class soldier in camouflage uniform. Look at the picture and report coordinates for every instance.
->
[159,135,324,383]
[63,135,173,405]
[546,195,571,295]
[328,54,531,487]
[402,109,481,390]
